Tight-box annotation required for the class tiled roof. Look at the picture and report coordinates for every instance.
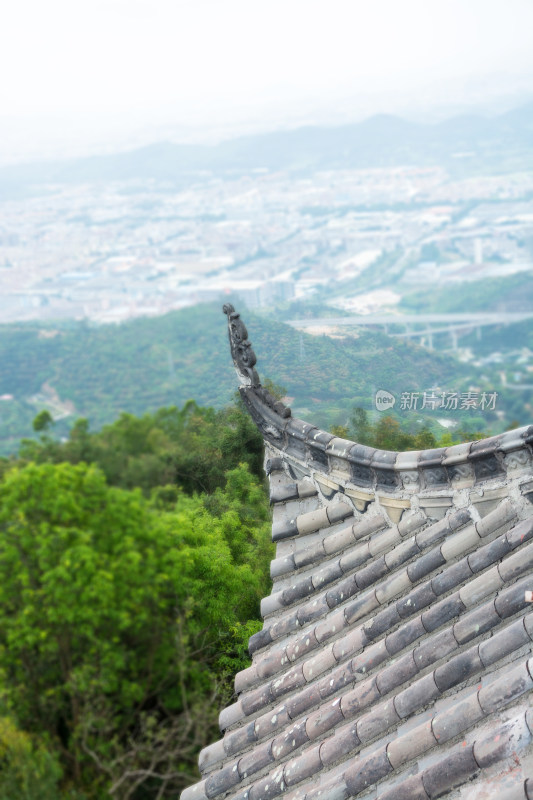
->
[181,306,533,800]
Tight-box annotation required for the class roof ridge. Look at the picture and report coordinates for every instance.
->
[223,305,533,492]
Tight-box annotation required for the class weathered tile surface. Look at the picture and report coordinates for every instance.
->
[181,307,533,800]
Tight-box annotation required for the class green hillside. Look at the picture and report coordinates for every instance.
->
[0,302,520,453]
[400,272,533,314]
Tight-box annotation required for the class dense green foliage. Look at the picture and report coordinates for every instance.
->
[16,400,264,496]
[335,407,486,451]
[0,401,272,799]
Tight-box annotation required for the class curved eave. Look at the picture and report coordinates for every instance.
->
[240,384,533,496]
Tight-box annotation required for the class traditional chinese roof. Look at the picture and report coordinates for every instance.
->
[181,305,533,800]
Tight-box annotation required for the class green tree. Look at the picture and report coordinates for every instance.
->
[0,717,65,800]
[32,410,54,432]
[350,407,372,445]
[0,460,271,798]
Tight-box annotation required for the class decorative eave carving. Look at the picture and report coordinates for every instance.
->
[223,304,291,419]
[223,303,260,387]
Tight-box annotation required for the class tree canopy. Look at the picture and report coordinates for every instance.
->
[0,400,272,799]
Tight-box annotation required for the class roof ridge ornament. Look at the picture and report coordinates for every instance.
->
[223,304,291,418]
[223,303,260,387]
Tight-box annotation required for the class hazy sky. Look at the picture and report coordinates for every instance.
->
[1,0,533,162]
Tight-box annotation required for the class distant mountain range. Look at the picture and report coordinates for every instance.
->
[1,103,532,197]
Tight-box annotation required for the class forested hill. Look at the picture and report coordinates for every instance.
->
[0,301,502,453]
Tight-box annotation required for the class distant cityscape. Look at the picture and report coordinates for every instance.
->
[0,161,532,325]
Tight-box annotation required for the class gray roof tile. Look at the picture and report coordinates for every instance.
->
[433,648,483,692]
[498,540,533,582]
[384,536,420,570]
[431,559,472,595]
[385,616,426,656]
[317,662,354,699]
[312,561,344,591]
[205,763,241,798]
[219,700,244,732]
[271,665,306,700]
[319,721,360,767]
[467,534,511,572]
[506,516,533,547]
[253,706,289,747]
[478,659,533,714]
[225,721,258,757]
[352,640,389,678]
[344,747,392,796]
[421,593,465,632]
[414,629,458,671]
[242,684,275,717]
[355,556,389,590]
[305,698,344,740]
[344,588,379,624]
[394,672,440,718]
[285,684,321,721]
[283,744,322,787]
[473,716,529,769]
[340,677,380,718]
[407,548,446,583]
[268,610,300,641]
[431,692,484,744]
[315,608,346,644]
[440,524,480,560]
[248,626,273,656]
[363,604,401,641]
[453,599,501,645]
[376,651,417,696]
[272,519,299,542]
[238,741,275,780]
[293,541,325,570]
[357,698,400,743]
[332,624,369,660]
[421,743,479,799]
[475,498,516,537]
[272,720,309,760]
[375,569,411,604]
[297,596,330,627]
[495,575,532,618]
[302,646,336,682]
[339,541,371,573]
[459,564,503,607]
[386,718,436,768]
[286,631,318,663]
[478,618,530,667]
[397,583,437,617]
[248,769,285,800]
